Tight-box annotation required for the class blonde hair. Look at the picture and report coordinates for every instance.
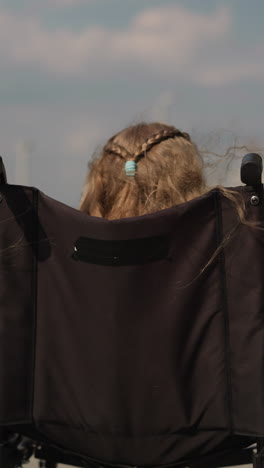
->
[80,122,207,219]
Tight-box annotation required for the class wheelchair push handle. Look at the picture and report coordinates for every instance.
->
[241,153,263,187]
[0,156,7,184]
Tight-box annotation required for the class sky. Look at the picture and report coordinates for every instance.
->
[1,0,264,206]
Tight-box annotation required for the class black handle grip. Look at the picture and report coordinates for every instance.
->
[0,156,7,184]
[240,153,262,186]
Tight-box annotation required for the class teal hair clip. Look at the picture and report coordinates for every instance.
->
[125,160,137,177]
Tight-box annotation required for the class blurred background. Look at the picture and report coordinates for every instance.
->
[1,0,264,208]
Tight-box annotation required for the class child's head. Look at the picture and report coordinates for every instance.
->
[80,122,206,219]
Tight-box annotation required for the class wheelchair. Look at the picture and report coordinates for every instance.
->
[1,154,264,468]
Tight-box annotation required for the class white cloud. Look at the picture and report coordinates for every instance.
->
[0,5,231,77]
[114,5,231,65]
[196,62,264,86]
[0,10,107,73]
[0,4,263,86]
